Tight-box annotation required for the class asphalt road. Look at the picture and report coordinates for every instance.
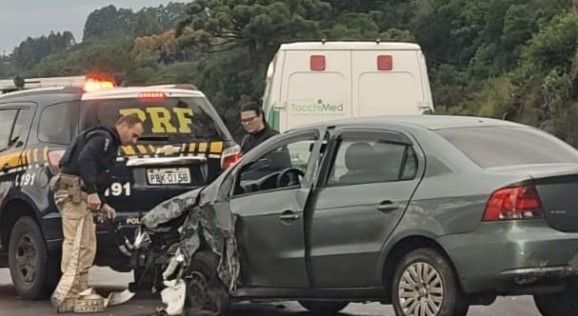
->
[0,268,542,316]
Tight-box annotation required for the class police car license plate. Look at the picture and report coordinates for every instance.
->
[146,168,191,185]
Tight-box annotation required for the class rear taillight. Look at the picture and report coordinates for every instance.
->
[221,145,241,169]
[138,91,166,101]
[48,150,65,173]
[483,185,543,221]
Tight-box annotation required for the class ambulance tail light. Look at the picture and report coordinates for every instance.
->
[221,145,241,169]
[310,55,326,71]
[377,55,393,70]
[48,149,66,173]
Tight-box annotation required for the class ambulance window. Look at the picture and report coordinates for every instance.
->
[38,102,79,145]
[0,109,18,151]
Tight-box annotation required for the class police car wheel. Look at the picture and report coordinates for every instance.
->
[8,216,58,299]
[185,251,229,316]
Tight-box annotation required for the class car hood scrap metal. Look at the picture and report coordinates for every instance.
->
[141,177,240,291]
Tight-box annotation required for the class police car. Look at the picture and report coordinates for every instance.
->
[0,78,239,299]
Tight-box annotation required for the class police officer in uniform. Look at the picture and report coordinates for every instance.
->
[239,101,279,154]
[50,114,143,312]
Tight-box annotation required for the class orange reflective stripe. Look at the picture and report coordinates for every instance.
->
[210,141,223,154]
[198,142,208,153]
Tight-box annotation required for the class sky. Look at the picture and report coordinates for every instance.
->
[0,0,188,54]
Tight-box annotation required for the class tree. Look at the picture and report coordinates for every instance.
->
[83,5,134,41]
[12,31,76,72]
[83,3,189,42]
[0,55,16,78]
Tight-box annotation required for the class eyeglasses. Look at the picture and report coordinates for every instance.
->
[240,116,258,124]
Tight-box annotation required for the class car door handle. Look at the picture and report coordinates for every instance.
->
[377,201,400,212]
[279,210,300,221]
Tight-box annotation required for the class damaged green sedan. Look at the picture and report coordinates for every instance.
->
[134,115,578,316]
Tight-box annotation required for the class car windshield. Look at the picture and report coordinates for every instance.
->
[437,126,578,168]
[83,96,223,142]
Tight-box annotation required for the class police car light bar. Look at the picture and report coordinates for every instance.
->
[83,78,115,92]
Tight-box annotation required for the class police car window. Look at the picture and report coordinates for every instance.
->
[328,137,417,186]
[38,102,79,145]
[0,109,18,151]
[88,97,222,142]
[11,108,31,147]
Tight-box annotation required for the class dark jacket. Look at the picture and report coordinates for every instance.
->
[240,125,279,154]
[59,126,121,197]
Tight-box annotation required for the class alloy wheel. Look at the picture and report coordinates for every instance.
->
[398,262,444,316]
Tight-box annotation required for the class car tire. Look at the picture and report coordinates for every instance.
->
[392,248,469,316]
[8,216,59,299]
[298,300,349,314]
[534,290,578,316]
[185,251,229,316]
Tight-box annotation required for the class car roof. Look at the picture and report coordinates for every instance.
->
[279,41,421,51]
[0,87,82,104]
[0,85,206,103]
[82,86,206,100]
[290,115,524,133]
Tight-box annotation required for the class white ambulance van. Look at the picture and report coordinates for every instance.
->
[262,41,434,132]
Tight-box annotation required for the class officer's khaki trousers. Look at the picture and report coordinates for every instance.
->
[51,192,96,308]
[61,197,96,294]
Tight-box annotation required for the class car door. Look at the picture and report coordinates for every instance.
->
[308,128,423,287]
[228,129,322,288]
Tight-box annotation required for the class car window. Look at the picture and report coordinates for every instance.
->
[0,109,18,151]
[84,97,225,142]
[235,136,317,195]
[437,126,578,168]
[11,108,31,146]
[38,102,79,145]
[328,137,417,186]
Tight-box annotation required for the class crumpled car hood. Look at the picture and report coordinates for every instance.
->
[140,173,239,290]
[141,186,204,230]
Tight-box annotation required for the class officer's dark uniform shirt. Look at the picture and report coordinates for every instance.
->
[59,126,121,198]
[240,125,279,154]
